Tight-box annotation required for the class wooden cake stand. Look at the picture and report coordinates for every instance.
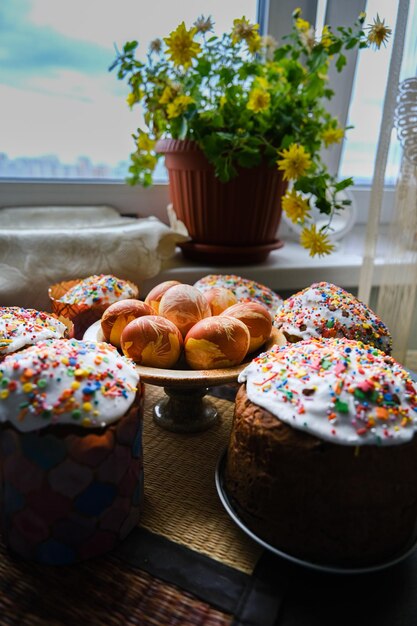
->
[83,321,284,433]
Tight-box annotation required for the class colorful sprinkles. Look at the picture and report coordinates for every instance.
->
[239,337,417,446]
[194,274,282,312]
[0,338,139,432]
[59,274,137,306]
[274,282,392,353]
[0,307,67,356]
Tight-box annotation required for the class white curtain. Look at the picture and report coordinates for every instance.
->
[375,78,417,364]
[357,0,415,365]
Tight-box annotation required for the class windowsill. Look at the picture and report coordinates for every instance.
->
[142,224,385,295]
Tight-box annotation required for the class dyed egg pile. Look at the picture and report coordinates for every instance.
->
[101,278,276,370]
[101,300,153,348]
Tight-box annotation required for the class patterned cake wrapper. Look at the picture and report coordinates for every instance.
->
[48,279,139,340]
[0,387,144,565]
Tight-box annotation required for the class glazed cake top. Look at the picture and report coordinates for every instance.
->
[0,338,139,432]
[58,274,137,306]
[0,307,67,356]
[194,274,282,312]
[274,282,392,353]
[239,337,417,446]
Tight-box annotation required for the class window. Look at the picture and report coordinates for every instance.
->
[0,0,256,181]
[339,0,417,185]
[1,0,415,219]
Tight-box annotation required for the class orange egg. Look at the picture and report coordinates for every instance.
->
[184,316,250,370]
[144,280,182,314]
[101,299,153,348]
[121,315,183,368]
[202,287,238,315]
[159,284,211,338]
[221,301,272,352]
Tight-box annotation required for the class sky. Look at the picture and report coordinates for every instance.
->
[0,0,256,165]
[0,0,415,180]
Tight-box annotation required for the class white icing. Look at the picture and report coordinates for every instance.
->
[238,338,417,446]
[0,307,67,356]
[274,282,392,353]
[59,274,136,306]
[0,338,139,432]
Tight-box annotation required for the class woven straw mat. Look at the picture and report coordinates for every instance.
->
[141,384,262,574]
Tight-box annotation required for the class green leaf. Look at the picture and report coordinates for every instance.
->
[178,117,188,140]
[334,177,354,192]
[346,37,359,50]
[219,67,234,83]
[315,196,332,214]
[236,148,261,168]
[196,57,211,77]
[123,40,138,53]
[335,55,347,72]
[215,157,236,182]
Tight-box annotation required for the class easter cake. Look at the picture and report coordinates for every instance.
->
[224,337,417,567]
[274,282,392,353]
[0,338,144,564]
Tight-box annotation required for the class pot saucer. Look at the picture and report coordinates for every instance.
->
[178,240,284,265]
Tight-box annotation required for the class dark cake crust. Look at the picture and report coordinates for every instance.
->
[224,384,417,567]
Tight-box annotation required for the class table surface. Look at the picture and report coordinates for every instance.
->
[1,383,417,626]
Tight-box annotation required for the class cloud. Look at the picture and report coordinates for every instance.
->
[0,1,114,91]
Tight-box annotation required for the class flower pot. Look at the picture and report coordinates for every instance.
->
[156,139,287,265]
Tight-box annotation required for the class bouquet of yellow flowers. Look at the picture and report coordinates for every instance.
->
[110,11,390,256]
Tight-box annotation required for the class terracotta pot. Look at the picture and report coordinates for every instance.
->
[156,139,287,265]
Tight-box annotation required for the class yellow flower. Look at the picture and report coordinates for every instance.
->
[141,153,157,170]
[126,93,136,108]
[247,32,262,54]
[300,224,335,257]
[255,76,269,89]
[159,86,175,104]
[219,95,227,108]
[231,17,259,45]
[247,88,270,113]
[164,22,202,68]
[367,14,391,49]
[320,25,333,49]
[137,132,155,152]
[322,127,344,147]
[277,144,312,180]
[295,17,311,32]
[166,94,194,119]
[282,190,310,224]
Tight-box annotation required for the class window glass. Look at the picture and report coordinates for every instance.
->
[339,0,417,185]
[0,0,256,180]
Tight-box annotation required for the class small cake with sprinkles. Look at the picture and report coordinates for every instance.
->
[224,337,417,567]
[0,306,69,360]
[193,274,282,312]
[49,274,139,339]
[0,338,144,565]
[274,281,392,353]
